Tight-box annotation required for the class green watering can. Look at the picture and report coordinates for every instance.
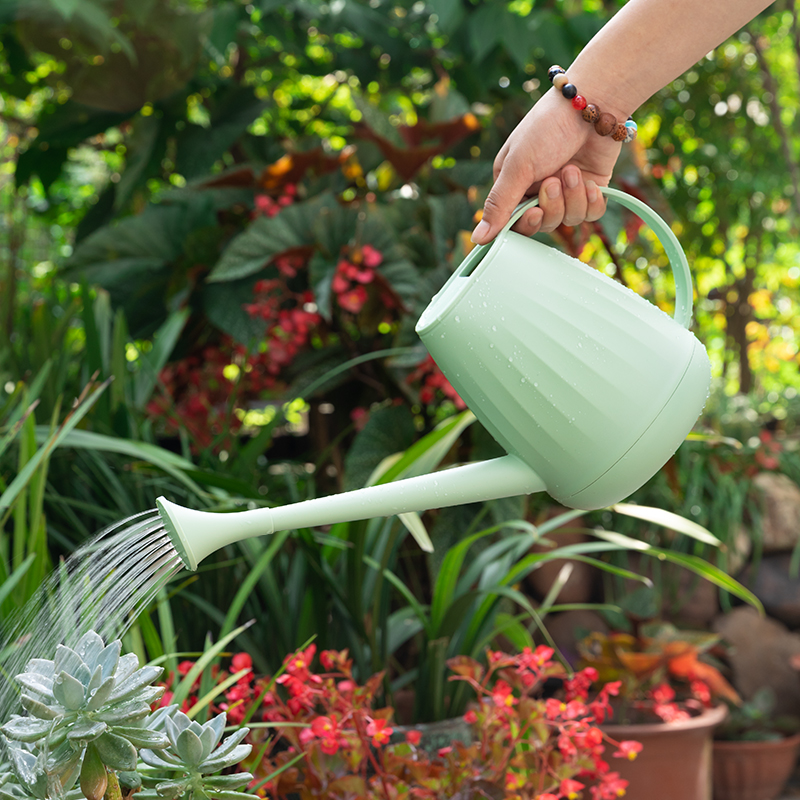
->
[158,187,710,571]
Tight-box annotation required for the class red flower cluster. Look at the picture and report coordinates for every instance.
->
[406,354,466,410]
[147,338,248,450]
[331,244,392,315]
[155,652,257,725]
[449,646,642,800]
[244,275,321,389]
[147,252,323,449]
[252,184,297,219]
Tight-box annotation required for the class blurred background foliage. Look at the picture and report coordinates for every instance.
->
[1,0,799,689]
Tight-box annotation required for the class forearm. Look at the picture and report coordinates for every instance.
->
[567,0,776,119]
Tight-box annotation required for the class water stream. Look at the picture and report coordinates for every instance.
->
[0,509,182,723]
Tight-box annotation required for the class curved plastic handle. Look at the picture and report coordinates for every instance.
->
[501,186,694,329]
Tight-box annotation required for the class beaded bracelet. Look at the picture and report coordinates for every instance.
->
[548,65,637,144]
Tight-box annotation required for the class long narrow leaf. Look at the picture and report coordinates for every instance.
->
[221,530,291,638]
[612,503,722,546]
[171,621,255,709]
[0,380,111,519]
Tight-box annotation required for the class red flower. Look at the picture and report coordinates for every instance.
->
[559,778,584,799]
[594,771,629,799]
[691,680,712,705]
[361,244,383,268]
[650,683,675,705]
[405,729,422,746]
[310,715,344,755]
[337,285,368,313]
[464,709,478,724]
[366,717,393,747]
[613,740,643,761]
[491,679,516,708]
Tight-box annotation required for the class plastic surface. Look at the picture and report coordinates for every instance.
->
[416,186,710,509]
[157,455,544,571]
[159,187,710,570]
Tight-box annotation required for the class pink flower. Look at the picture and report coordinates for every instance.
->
[464,709,478,724]
[405,730,422,746]
[366,717,393,747]
[337,285,368,313]
[613,740,643,761]
[491,679,516,708]
[650,683,675,705]
[360,244,383,268]
[559,778,584,799]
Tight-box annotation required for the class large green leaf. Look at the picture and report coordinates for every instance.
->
[208,197,327,282]
[176,87,269,180]
[343,404,416,491]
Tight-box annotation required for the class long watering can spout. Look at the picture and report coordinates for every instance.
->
[157,456,545,571]
[158,187,711,572]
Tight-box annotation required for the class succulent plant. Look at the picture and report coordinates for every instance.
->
[0,631,170,800]
[138,707,253,800]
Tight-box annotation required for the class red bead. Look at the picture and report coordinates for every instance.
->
[572,95,587,110]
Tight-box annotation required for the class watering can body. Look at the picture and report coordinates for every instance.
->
[157,187,711,570]
[416,188,710,509]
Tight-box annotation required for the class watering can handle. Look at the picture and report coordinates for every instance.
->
[502,186,694,329]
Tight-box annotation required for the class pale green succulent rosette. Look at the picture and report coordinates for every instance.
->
[0,631,169,797]
[138,708,253,800]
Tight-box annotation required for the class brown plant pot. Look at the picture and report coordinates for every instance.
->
[602,705,727,800]
[712,733,800,800]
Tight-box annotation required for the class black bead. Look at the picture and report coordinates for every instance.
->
[561,83,577,99]
[547,65,565,82]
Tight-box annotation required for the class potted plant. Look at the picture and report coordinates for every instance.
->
[0,630,259,800]
[576,622,739,800]
[712,687,800,800]
[242,641,643,799]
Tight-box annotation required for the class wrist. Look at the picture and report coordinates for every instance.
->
[546,69,637,144]
[562,61,638,122]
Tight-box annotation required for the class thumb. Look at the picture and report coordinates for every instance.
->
[471,166,534,245]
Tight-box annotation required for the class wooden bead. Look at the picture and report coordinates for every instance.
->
[612,122,628,142]
[553,73,569,90]
[561,83,577,99]
[581,104,600,123]
[548,65,565,82]
[594,112,617,136]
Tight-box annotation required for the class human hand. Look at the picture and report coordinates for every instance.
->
[471,89,624,244]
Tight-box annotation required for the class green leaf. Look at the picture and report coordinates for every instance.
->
[32,427,207,498]
[95,732,138,771]
[344,404,416,491]
[80,743,108,800]
[1,716,55,743]
[0,380,110,520]
[612,503,722,546]
[397,512,433,553]
[377,411,476,484]
[176,729,205,767]
[176,87,268,180]
[170,621,255,709]
[208,198,324,282]
[53,672,86,712]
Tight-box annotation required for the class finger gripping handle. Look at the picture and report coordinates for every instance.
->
[504,187,694,329]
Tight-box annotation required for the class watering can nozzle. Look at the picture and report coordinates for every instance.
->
[156,455,546,571]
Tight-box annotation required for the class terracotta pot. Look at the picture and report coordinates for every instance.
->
[712,732,800,800]
[602,705,727,800]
